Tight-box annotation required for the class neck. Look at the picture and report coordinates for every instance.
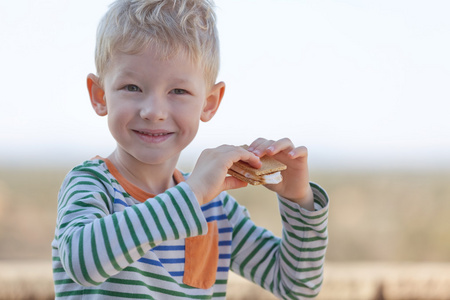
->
[108,150,179,195]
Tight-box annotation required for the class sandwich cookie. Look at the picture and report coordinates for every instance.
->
[228,145,287,185]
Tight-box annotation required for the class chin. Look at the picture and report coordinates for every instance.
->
[135,151,180,166]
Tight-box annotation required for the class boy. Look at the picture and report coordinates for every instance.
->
[52,0,329,299]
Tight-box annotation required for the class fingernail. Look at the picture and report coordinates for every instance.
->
[288,151,295,157]
[267,146,275,153]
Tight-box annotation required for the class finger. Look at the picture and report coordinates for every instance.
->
[266,138,295,156]
[287,146,308,159]
[247,138,267,153]
[220,145,261,169]
[248,138,274,157]
[223,176,248,191]
[238,149,262,169]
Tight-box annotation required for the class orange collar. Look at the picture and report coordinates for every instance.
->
[100,157,185,202]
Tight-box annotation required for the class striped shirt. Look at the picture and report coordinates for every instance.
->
[52,158,329,299]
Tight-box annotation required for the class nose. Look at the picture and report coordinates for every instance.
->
[140,94,167,121]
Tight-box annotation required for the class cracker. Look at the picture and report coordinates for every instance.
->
[231,145,287,176]
[227,145,287,185]
[227,169,263,185]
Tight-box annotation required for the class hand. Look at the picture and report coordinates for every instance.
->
[248,138,314,210]
[186,145,261,205]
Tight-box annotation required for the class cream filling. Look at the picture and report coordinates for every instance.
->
[262,172,283,184]
[231,165,283,184]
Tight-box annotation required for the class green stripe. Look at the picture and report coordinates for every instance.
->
[227,201,239,221]
[59,189,93,213]
[67,231,79,284]
[281,215,327,234]
[123,210,145,256]
[91,225,109,279]
[175,186,203,235]
[280,267,323,297]
[143,199,167,241]
[122,266,178,285]
[260,255,276,292]
[279,198,328,221]
[250,241,279,282]
[72,165,111,185]
[283,211,328,228]
[239,230,271,277]
[73,198,105,211]
[101,216,122,271]
[212,292,226,298]
[222,194,230,207]
[231,218,248,244]
[56,289,155,299]
[310,182,328,203]
[165,190,190,237]
[54,278,75,285]
[60,172,112,212]
[133,204,156,248]
[59,215,101,231]
[112,213,134,264]
[62,209,85,219]
[108,277,212,299]
[284,231,327,254]
[232,223,257,258]
[281,241,325,264]
[79,228,101,285]
[284,228,327,243]
[52,267,65,273]
[155,195,180,240]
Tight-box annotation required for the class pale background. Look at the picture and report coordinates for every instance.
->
[1,1,450,299]
[1,0,449,170]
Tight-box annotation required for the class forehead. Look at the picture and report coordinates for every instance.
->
[105,46,208,83]
[103,46,207,87]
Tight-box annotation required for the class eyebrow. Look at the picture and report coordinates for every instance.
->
[114,68,139,78]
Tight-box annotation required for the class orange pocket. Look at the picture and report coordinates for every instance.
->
[183,221,219,289]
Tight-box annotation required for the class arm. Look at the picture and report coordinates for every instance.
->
[186,140,329,297]
[55,164,207,286]
[229,138,328,298]
[227,184,329,299]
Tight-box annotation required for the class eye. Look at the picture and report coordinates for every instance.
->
[171,88,188,95]
[124,85,141,92]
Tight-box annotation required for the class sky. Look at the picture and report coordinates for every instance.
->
[0,0,449,170]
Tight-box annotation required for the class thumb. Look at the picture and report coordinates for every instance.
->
[223,177,248,191]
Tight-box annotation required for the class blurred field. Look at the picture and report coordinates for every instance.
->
[231,168,450,262]
[1,165,450,299]
[1,261,450,299]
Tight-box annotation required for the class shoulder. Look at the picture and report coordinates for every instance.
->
[60,158,113,191]
[71,158,109,176]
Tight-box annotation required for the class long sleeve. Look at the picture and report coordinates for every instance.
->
[226,183,329,299]
[54,163,207,287]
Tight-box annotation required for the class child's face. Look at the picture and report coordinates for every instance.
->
[99,46,217,166]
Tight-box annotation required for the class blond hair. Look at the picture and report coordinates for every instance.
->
[95,0,220,87]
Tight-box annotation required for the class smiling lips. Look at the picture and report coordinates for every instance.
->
[134,130,173,143]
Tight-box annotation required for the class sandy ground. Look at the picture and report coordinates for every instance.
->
[1,261,450,300]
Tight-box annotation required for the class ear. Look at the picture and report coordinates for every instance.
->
[87,73,107,116]
[201,81,225,122]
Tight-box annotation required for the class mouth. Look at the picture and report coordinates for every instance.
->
[135,130,170,136]
[133,129,174,143]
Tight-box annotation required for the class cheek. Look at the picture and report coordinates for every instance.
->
[107,104,132,134]
[179,113,200,131]
[173,104,202,132]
